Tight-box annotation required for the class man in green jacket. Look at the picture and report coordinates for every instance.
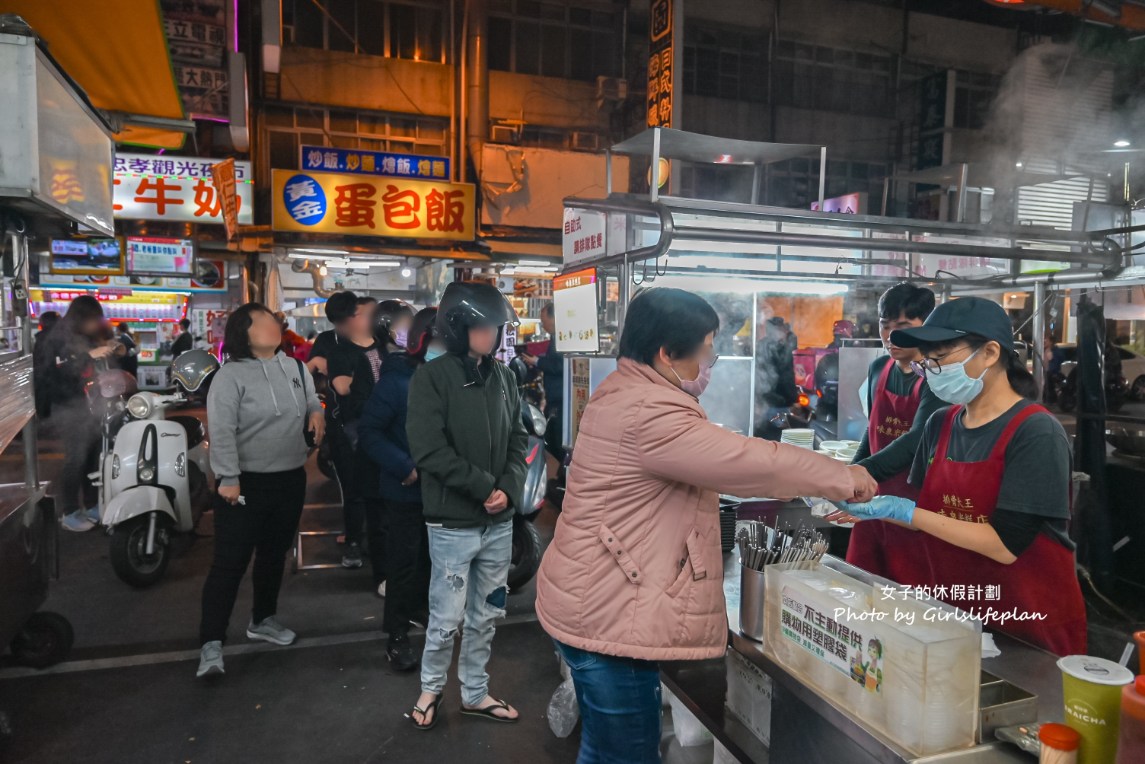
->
[406,281,528,730]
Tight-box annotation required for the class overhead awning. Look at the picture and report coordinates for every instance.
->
[4,1,189,149]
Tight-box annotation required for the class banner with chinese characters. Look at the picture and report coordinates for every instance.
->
[553,269,599,353]
[114,154,254,225]
[300,145,450,181]
[271,169,476,241]
[210,158,240,239]
[161,0,228,117]
[647,0,680,128]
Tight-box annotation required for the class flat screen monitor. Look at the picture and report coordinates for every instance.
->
[49,237,125,275]
[125,237,195,276]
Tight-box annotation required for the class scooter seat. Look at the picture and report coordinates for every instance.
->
[169,416,206,450]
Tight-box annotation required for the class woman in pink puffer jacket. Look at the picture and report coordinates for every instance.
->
[535,288,876,764]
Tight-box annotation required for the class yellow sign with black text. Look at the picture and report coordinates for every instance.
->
[271,169,476,241]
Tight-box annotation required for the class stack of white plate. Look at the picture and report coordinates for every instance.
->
[780,429,816,449]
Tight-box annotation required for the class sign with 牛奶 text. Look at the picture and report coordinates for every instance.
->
[271,169,476,241]
[114,154,253,226]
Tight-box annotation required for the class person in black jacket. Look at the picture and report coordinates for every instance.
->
[41,296,117,532]
[405,282,528,730]
[359,307,437,671]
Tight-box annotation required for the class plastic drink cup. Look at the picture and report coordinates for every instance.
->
[1057,655,1134,764]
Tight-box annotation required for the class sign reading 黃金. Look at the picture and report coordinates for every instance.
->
[271,169,476,241]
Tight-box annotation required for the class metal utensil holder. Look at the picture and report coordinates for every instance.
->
[739,563,766,642]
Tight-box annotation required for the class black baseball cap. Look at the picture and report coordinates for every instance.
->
[889,297,1014,353]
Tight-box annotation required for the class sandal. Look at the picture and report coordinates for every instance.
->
[460,697,519,724]
[409,694,442,731]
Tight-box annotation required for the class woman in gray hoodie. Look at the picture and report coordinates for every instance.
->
[197,303,324,679]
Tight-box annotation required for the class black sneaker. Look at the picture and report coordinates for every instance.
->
[386,635,419,672]
[342,542,363,569]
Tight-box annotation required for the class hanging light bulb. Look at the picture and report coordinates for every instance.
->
[319,264,328,277]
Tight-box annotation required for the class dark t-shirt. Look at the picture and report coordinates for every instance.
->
[909,399,1073,554]
[329,339,379,423]
[170,331,193,357]
[854,355,943,482]
[307,330,340,362]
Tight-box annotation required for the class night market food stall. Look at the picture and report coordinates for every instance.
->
[0,24,116,669]
[555,128,1145,762]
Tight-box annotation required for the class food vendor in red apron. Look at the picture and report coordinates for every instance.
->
[844,297,1086,656]
[847,284,941,581]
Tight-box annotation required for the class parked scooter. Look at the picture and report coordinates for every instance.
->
[93,350,218,587]
[507,356,547,592]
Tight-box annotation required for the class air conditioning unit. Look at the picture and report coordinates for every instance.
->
[595,76,629,101]
[571,131,600,151]
[490,124,520,144]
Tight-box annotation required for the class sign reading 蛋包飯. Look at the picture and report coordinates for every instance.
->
[114,154,254,225]
[271,169,476,241]
[300,145,450,181]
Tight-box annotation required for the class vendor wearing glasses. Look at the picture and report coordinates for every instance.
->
[844,297,1086,656]
[846,283,942,581]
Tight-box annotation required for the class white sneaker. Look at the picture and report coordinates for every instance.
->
[196,641,225,678]
[61,511,95,532]
[376,581,387,598]
[246,616,296,646]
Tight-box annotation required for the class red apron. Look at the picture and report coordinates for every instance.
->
[911,404,1086,656]
[847,360,925,579]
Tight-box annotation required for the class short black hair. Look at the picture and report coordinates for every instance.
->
[223,302,276,360]
[619,288,720,365]
[179,318,191,330]
[878,283,935,322]
[324,291,359,324]
[356,295,377,307]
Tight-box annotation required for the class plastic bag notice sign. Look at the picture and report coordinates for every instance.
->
[553,269,599,353]
[780,585,884,694]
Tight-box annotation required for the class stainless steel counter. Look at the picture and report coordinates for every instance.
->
[719,551,1058,763]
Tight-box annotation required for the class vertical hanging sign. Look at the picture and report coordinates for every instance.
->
[647,0,678,129]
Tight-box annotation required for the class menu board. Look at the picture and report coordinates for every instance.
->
[553,268,599,353]
[126,237,194,276]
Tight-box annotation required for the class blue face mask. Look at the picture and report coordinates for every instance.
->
[926,349,986,405]
[424,345,445,362]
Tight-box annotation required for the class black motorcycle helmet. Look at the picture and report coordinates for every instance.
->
[407,307,439,359]
[372,299,414,346]
[436,281,519,355]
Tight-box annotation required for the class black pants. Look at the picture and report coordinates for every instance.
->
[51,401,101,514]
[381,499,430,637]
[199,468,306,644]
[330,424,365,546]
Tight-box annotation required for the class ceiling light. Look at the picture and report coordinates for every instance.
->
[1015,161,1023,168]
[318,264,328,277]
[288,252,346,263]
[292,248,349,256]
[518,259,553,267]
[401,267,412,278]
[1115,139,1131,148]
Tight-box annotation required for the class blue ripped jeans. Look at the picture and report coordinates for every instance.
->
[420,520,513,706]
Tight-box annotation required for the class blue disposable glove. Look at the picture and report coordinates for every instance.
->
[842,496,916,525]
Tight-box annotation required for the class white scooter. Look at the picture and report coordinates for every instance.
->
[92,352,216,587]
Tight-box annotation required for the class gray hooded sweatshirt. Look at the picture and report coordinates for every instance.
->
[207,351,322,486]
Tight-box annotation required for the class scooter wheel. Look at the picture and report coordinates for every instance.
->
[110,519,171,588]
[10,611,74,669]
[507,515,542,592]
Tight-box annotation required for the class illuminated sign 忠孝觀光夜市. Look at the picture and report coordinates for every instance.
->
[271,169,476,241]
[114,153,254,226]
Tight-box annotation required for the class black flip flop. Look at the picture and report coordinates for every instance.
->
[409,695,442,731]
[460,698,519,724]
